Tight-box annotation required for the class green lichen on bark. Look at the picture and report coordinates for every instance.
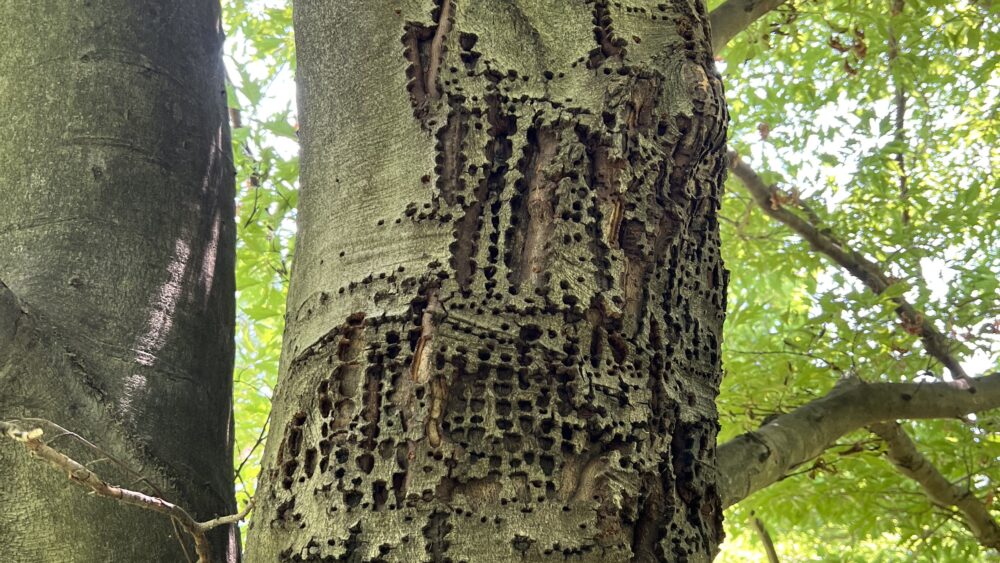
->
[248,1,728,561]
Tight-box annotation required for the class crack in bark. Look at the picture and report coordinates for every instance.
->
[402,0,453,121]
[425,0,453,101]
[512,126,560,287]
[588,0,626,69]
[434,102,469,208]
[450,87,514,288]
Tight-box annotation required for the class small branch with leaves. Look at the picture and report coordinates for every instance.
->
[725,151,1000,551]
[0,419,252,563]
[728,150,970,383]
[870,421,1000,549]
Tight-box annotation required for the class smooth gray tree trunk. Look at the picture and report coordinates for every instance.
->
[249,1,728,561]
[0,2,238,561]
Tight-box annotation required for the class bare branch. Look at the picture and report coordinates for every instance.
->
[197,500,256,533]
[870,421,1000,550]
[0,420,252,563]
[727,150,970,382]
[710,0,789,53]
[751,513,782,562]
[235,411,271,481]
[886,0,909,224]
[717,373,1000,507]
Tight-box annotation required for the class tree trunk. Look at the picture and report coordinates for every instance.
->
[248,1,728,561]
[0,2,238,561]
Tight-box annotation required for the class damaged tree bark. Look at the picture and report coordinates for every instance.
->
[248,1,728,561]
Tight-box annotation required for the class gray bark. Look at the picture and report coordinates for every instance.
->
[0,2,238,561]
[708,0,788,53]
[247,1,728,561]
[871,421,1000,550]
[716,374,1000,508]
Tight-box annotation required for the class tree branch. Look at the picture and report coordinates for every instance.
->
[886,0,909,225]
[751,513,781,562]
[717,373,1000,507]
[0,420,253,563]
[870,421,1000,550]
[727,150,969,382]
[709,0,789,54]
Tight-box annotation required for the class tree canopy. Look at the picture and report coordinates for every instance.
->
[221,0,998,560]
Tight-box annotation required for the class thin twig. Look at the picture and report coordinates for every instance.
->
[235,411,271,481]
[870,421,1000,550]
[887,0,909,224]
[728,151,970,383]
[751,512,781,563]
[0,420,252,563]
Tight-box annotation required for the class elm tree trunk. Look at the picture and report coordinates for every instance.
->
[249,1,728,561]
[0,2,238,561]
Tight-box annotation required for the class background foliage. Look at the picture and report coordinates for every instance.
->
[223,0,296,520]
[221,0,999,559]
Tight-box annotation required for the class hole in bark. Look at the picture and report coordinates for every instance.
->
[519,324,542,342]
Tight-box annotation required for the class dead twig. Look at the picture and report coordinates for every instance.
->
[0,419,252,563]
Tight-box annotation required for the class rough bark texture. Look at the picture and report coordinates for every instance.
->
[0,2,238,561]
[248,1,728,561]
